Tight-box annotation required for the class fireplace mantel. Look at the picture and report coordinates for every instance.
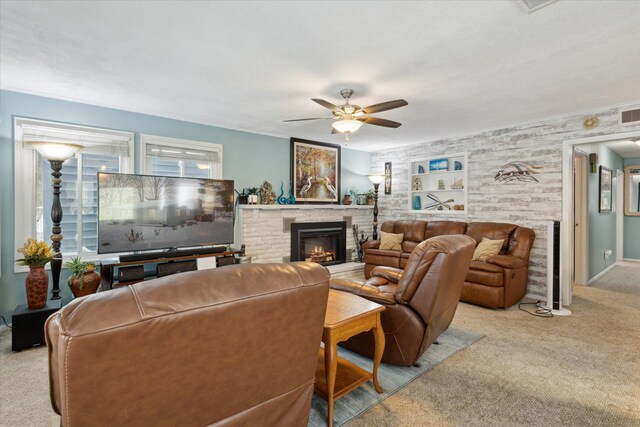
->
[238,205,373,210]
[236,205,373,264]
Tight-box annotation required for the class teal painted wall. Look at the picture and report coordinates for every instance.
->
[586,145,623,279]
[623,157,640,260]
[0,90,371,321]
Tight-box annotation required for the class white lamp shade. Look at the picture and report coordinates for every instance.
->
[367,174,385,185]
[28,141,82,161]
[332,119,364,133]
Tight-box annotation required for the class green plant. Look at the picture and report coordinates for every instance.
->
[365,189,375,200]
[246,187,259,195]
[64,256,96,290]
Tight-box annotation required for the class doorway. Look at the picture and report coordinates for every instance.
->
[573,150,588,286]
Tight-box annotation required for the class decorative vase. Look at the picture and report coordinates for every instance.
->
[69,271,101,298]
[25,265,48,309]
[342,195,352,205]
[413,195,421,210]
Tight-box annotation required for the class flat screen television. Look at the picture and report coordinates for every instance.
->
[97,172,234,254]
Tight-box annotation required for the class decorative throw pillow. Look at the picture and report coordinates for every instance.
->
[379,231,404,251]
[472,237,504,262]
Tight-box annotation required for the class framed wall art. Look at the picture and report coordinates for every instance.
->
[290,138,340,204]
[599,165,612,213]
[384,162,392,194]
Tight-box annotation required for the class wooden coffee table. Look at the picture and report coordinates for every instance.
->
[314,289,385,427]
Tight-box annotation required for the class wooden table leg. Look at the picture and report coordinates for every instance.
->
[372,313,385,393]
[324,331,338,427]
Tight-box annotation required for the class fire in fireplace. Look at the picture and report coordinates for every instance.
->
[291,221,347,266]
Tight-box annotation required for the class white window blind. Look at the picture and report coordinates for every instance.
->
[141,135,223,179]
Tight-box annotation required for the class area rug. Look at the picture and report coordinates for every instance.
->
[307,327,484,427]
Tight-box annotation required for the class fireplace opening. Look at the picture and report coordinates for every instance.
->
[291,221,347,266]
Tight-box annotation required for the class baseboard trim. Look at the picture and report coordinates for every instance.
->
[587,262,619,285]
[621,258,640,263]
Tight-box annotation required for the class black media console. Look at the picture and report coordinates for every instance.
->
[119,246,227,262]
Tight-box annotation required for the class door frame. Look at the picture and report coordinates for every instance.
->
[616,168,624,261]
[573,150,588,286]
[562,130,640,306]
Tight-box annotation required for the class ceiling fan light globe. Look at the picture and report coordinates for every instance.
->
[332,119,363,133]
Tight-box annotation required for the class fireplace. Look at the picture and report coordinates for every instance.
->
[291,221,347,266]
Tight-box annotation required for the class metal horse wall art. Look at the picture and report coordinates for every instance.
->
[494,162,542,183]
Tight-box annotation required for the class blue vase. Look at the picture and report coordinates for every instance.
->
[287,182,296,204]
[413,195,421,210]
[277,181,288,204]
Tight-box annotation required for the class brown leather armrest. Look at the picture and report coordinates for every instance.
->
[485,255,525,269]
[330,278,398,305]
[370,266,403,284]
[362,240,380,250]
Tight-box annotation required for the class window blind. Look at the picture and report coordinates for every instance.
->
[145,143,220,163]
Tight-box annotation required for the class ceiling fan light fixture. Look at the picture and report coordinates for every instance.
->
[332,119,363,134]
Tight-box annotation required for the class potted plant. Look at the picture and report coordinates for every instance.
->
[16,238,54,309]
[246,187,259,204]
[365,189,375,205]
[64,256,101,297]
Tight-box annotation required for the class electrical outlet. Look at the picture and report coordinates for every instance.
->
[604,249,612,259]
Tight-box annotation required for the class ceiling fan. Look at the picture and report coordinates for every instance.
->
[284,89,408,141]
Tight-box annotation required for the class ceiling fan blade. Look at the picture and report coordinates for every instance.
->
[312,98,341,112]
[283,117,332,122]
[362,117,402,128]
[360,99,408,114]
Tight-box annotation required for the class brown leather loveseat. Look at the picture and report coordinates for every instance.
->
[363,220,535,309]
[46,262,329,427]
[332,235,476,366]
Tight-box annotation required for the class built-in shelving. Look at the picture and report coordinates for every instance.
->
[408,152,468,214]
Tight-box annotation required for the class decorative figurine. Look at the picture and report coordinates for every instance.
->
[413,176,422,191]
[438,179,445,190]
[259,181,276,205]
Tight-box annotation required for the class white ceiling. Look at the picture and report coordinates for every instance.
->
[1,1,640,152]
[604,140,640,159]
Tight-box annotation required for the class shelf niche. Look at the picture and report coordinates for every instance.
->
[408,152,468,214]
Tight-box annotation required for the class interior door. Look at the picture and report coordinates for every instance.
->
[573,152,588,286]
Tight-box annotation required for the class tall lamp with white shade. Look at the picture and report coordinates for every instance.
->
[367,174,385,241]
[28,141,83,300]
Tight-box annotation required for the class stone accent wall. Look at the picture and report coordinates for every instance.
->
[371,105,640,298]
[237,205,373,263]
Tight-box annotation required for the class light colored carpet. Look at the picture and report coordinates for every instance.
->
[1,263,639,426]
[589,261,640,297]
[308,328,483,427]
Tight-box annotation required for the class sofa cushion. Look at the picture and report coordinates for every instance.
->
[424,221,467,239]
[401,240,419,254]
[466,222,517,251]
[472,237,504,262]
[392,220,427,243]
[467,261,503,287]
[380,231,404,251]
[365,249,401,268]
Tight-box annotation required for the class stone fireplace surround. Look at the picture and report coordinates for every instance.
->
[236,205,373,264]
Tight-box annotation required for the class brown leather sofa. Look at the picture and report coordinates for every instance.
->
[46,262,329,427]
[363,220,535,309]
[331,235,476,366]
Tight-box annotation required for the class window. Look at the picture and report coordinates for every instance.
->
[14,118,134,271]
[141,134,223,179]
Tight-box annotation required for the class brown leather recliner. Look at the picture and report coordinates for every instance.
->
[46,262,329,427]
[331,234,476,367]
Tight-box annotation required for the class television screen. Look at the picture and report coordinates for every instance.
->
[97,173,234,254]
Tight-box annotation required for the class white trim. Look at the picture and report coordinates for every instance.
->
[622,258,640,263]
[587,262,619,285]
[13,117,134,273]
[139,134,223,178]
[616,169,624,261]
[561,129,640,306]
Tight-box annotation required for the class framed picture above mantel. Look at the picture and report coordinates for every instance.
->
[290,138,340,204]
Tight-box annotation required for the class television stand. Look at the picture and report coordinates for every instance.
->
[119,246,227,263]
[99,248,241,290]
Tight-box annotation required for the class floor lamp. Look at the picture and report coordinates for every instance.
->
[367,174,385,241]
[29,142,83,300]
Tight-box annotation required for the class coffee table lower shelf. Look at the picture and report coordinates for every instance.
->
[314,347,372,401]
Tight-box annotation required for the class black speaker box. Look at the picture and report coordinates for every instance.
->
[156,260,197,277]
[216,256,236,268]
[12,300,63,351]
[118,265,145,282]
